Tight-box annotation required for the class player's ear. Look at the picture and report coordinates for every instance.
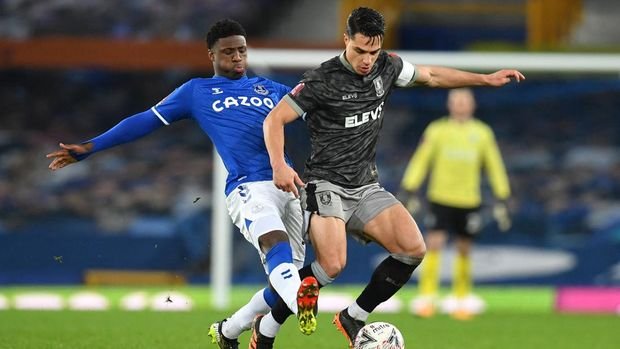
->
[343,33,349,45]
[208,49,216,62]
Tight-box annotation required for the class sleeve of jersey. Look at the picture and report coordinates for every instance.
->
[392,55,417,88]
[400,125,435,191]
[150,80,194,125]
[282,81,318,117]
[76,109,165,159]
[274,81,292,99]
[483,128,511,200]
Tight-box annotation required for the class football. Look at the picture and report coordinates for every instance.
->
[353,322,405,349]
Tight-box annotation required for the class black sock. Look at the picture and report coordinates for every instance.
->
[298,264,314,281]
[356,255,421,313]
[270,297,291,324]
[299,264,326,288]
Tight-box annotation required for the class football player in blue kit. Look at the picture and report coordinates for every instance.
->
[46,19,319,349]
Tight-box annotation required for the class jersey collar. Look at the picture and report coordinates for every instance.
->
[339,52,356,74]
[339,51,381,80]
[212,75,248,81]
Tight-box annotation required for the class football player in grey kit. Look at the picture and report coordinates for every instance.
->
[258,6,525,348]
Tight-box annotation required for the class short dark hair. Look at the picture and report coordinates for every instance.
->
[206,19,247,49]
[346,7,385,39]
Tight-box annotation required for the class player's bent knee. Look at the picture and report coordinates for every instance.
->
[409,241,427,258]
[324,263,345,279]
[391,253,424,268]
[310,260,336,286]
[389,237,426,258]
[318,259,345,279]
[258,230,289,252]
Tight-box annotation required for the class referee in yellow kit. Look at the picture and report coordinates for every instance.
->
[400,88,511,320]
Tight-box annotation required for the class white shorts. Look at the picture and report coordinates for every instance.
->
[226,180,305,274]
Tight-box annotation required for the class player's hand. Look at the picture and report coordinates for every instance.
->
[492,201,511,232]
[46,142,91,171]
[272,163,305,198]
[485,69,525,86]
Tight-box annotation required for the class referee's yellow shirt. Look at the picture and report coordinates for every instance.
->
[401,117,510,208]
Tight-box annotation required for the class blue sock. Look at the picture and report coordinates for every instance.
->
[265,241,299,313]
[262,287,278,308]
[265,241,293,274]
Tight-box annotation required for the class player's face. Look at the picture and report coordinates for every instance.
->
[209,35,248,79]
[448,89,476,121]
[344,33,382,76]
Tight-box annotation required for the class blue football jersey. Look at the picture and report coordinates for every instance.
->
[151,75,292,195]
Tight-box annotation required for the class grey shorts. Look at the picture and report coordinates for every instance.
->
[300,180,400,243]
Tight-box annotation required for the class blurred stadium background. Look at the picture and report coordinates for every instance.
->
[1,0,620,348]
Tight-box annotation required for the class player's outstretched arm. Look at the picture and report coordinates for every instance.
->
[46,110,164,171]
[414,65,525,88]
[46,142,93,170]
[263,99,304,197]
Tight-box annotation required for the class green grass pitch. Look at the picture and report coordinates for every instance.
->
[0,286,618,349]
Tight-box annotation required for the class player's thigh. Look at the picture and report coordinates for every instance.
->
[308,214,347,274]
[227,181,290,252]
[347,186,425,255]
[364,203,425,256]
[300,181,348,272]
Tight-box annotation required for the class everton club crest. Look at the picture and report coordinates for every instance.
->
[254,84,269,95]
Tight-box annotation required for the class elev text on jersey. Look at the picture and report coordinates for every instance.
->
[344,102,384,128]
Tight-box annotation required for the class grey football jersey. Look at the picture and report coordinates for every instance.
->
[286,51,411,187]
